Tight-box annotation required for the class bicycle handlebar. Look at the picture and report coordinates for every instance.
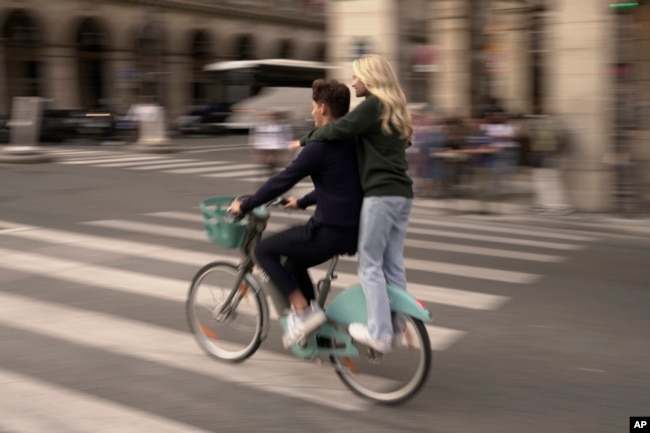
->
[228,195,289,222]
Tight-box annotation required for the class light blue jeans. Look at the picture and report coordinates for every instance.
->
[358,196,412,341]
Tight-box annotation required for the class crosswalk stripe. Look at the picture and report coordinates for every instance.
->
[414,197,524,214]
[183,145,250,153]
[202,169,266,178]
[85,219,206,241]
[403,238,564,262]
[0,241,469,354]
[55,153,160,162]
[131,161,228,170]
[60,155,166,164]
[0,292,370,412]
[0,246,187,301]
[260,212,566,262]
[148,209,561,264]
[241,177,314,185]
[0,368,214,433]
[95,158,198,168]
[408,210,597,242]
[164,163,259,174]
[47,150,108,156]
[407,225,581,250]
[172,206,581,251]
[85,217,539,284]
[0,224,509,310]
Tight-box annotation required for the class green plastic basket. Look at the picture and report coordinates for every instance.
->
[200,196,248,249]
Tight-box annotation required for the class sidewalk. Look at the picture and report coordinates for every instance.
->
[412,169,650,238]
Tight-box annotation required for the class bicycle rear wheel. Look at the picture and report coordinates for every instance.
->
[331,317,431,405]
[187,261,267,363]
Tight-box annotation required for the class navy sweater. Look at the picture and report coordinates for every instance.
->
[240,138,362,228]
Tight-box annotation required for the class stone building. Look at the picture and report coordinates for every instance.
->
[0,0,327,118]
[3,0,648,212]
[432,0,650,213]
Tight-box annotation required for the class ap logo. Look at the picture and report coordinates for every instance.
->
[631,417,650,432]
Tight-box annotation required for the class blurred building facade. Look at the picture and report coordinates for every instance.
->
[0,0,328,118]
[0,0,432,116]
[431,0,650,213]
[2,0,649,213]
[325,0,431,107]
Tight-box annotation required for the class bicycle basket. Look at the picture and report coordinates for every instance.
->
[200,196,248,249]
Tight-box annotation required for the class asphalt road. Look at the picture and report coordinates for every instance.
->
[0,136,648,433]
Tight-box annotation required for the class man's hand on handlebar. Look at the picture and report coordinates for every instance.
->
[283,196,300,210]
[229,199,243,215]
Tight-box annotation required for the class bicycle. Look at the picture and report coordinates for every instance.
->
[187,195,433,404]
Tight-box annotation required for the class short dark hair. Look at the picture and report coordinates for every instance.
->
[312,79,350,119]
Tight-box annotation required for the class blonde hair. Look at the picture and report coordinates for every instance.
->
[352,54,413,142]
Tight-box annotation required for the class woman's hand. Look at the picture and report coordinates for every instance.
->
[287,140,301,151]
[283,197,300,210]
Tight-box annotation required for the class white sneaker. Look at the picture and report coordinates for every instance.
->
[348,323,392,353]
[282,301,327,349]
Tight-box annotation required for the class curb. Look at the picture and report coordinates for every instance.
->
[0,147,55,164]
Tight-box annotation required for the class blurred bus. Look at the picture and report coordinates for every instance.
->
[202,59,335,135]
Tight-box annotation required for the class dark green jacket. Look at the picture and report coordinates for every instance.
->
[300,94,413,198]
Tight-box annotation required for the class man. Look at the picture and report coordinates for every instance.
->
[230,79,363,348]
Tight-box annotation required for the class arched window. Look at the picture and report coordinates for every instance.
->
[3,10,42,107]
[135,22,165,102]
[278,39,294,59]
[190,30,212,104]
[76,18,108,109]
[236,34,254,60]
[315,42,326,62]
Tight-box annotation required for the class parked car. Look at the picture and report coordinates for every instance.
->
[171,104,229,136]
[75,109,117,141]
[38,109,86,143]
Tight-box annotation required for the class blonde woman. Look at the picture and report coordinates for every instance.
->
[292,54,414,353]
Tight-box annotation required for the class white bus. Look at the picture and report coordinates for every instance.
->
[202,59,335,134]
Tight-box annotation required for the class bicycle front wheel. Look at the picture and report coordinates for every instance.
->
[331,316,431,405]
[187,261,267,363]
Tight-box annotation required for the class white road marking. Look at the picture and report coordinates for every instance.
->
[164,163,259,174]
[0,292,370,412]
[0,368,214,433]
[1,225,509,311]
[86,218,540,284]
[201,169,268,178]
[60,155,166,164]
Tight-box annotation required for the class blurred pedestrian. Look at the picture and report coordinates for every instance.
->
[422,114,448,197]
[483,111,520,197]
[464,117,499,213]
[524,106,573,216]
[250,110,292,178]
[408,109,433,195]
